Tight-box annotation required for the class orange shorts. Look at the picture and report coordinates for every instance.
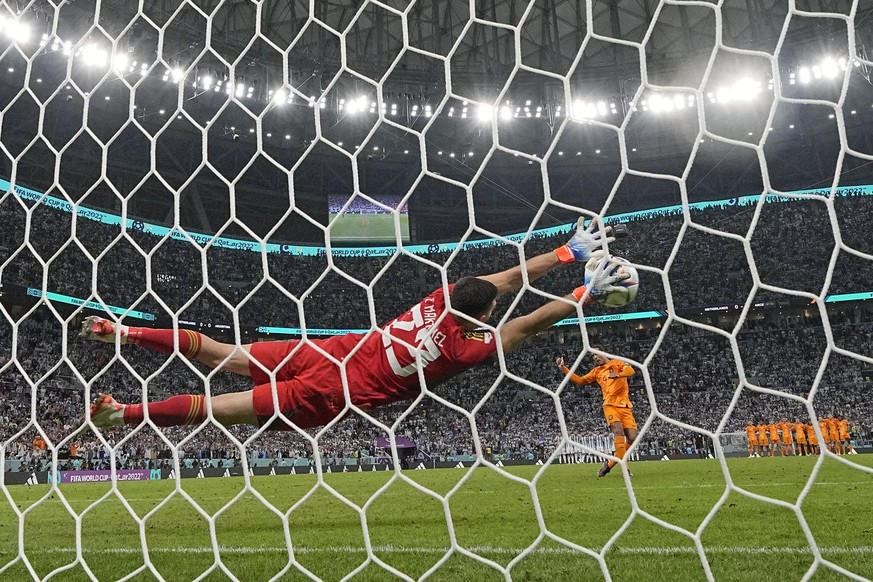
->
[748,437,759,446]
[782,437,793,444]
[839,432,850,442]
[808,435,818,445]
[796,436,806,444]
[604,405,636,430]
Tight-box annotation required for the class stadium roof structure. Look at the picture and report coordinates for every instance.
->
[1,0,872,240]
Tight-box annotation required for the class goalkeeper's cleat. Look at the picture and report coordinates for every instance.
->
[90,393,124,428]
[597,460,612,478]
[79,316,127,344]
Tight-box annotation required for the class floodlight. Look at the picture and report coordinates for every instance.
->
[2,17,31,44]
[500,105,512,120]
[799,67,811,83]
[202,76,213,90]
[112,53,129,74]
[477,104,492,121]
[82,44,108,67]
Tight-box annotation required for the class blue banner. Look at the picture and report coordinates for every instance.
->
[4,178,871,257]
[26,288,156,320]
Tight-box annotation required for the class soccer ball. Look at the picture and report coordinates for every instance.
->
[585,256,639,307]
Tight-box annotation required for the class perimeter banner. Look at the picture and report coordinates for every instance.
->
[52,469,160,484]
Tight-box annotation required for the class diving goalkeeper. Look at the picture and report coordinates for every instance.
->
[81,221,630,431]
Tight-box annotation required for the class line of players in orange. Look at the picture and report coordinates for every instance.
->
[745,417,856,457]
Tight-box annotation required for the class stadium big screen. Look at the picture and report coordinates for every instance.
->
[328,195,410,243]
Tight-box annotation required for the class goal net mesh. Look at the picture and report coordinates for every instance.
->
[1,0,872,580]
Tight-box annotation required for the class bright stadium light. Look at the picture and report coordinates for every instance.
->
[572,100,597,120]
[477,104,493,121]
[799,66,811,83]
[731,78,760,101]
[272,88,286,105]
[112,53,129,74]
[500,105,512,120]
[821,57,839,78]
[0,16,31,44]
[346,95,367,115]
[81,44,108,67]
[235,83,244,98]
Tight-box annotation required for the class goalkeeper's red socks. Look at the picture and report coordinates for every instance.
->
[123,395,206,426]
[127,327,203,359]
[608,435,628,469]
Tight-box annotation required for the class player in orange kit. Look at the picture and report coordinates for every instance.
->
[838,418,854,455]
[826,417,842,454]
[757,423,771,457]
[777,418,795,456]
[818,418,833,453]
[768,422,781,456]
[805,423,819,455]
[793,419,808,456]
[557,348,636,477]
[745,422,760,457]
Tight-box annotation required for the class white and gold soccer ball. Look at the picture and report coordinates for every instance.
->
[585,256,639,307]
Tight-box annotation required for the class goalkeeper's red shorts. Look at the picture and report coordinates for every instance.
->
[248,340,345,430]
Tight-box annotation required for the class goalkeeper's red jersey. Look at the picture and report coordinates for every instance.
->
[327,284,499,408]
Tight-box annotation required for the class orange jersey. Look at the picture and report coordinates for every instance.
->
[768,424,780,442]
[564,359,634,408]
[818,421,831,441]
[777,422,794,443]
[793,423,807,443]
[826,419,841,441]
[837,419,850,438]
[745,425,758,441]
[806,425,818,445]
[757,425,770,443]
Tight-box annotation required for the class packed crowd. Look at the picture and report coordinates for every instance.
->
[1,193,871,332]
[1,192,871,471]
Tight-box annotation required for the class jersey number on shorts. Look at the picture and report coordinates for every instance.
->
[383,303,442,377]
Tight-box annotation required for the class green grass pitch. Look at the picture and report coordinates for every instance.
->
[1,456,871,581]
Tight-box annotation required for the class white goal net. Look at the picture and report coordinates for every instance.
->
[1,0,873,580]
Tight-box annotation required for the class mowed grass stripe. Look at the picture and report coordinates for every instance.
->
[2,545,873,556]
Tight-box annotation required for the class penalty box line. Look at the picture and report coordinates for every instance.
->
[4,545,873,556]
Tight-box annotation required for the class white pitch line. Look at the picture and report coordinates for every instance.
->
[2,545,872,556]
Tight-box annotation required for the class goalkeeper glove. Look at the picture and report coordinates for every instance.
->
[572,257,630,305]
[555,217,614,264]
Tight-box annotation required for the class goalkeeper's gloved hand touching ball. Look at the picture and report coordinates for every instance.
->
[572,257,630,306]
[555,217,614,264]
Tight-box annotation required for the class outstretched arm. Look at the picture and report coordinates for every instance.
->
[556,356,597,384]
[479,219,612,295]
[498,258,630,352]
